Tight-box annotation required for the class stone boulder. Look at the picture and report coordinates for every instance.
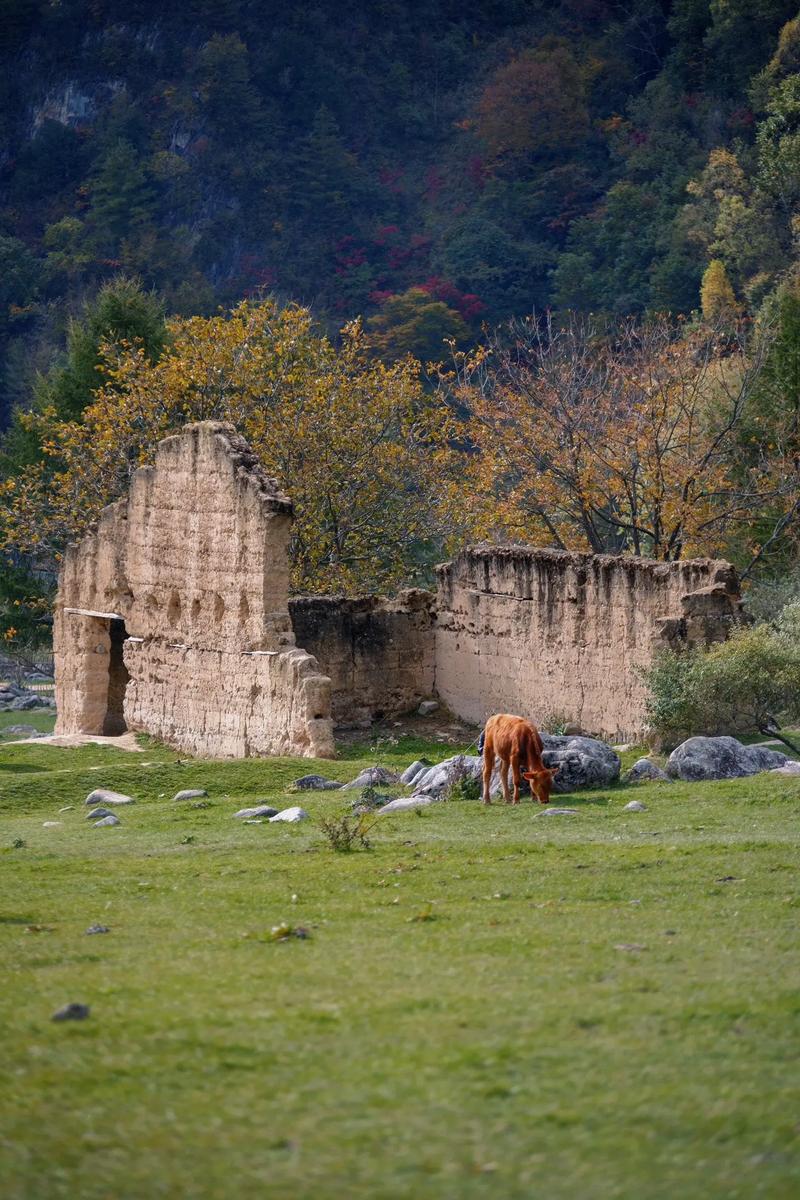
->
[624,758,672,784]
[85,789,135,807]
[540,735,621,793]
[341,766,401,789]
[268,806,309,823]
[380,794,438,813]
[400,759,431,786]
[770,760,800,776]
[411,754,483,798]
[667,736,787,781]
[293,774,342,791]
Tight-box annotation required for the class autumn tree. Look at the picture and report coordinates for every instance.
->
[700,259,738,321]
[0,299,463,595]
[442,313,795,566]
[367,287,468,362]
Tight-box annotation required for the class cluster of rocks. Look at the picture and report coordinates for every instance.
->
[0,682,55,712]
[625,736,794,784]
[283,732,800,817]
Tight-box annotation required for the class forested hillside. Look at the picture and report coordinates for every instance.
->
[2,0,799,427]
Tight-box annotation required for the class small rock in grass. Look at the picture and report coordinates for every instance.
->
[58,806,74,813]
[341,766,400,790]
[380,794,437,813]
[400,759,431,786]
[85,789,134,807]
[614,943,647,953]
[93,814,121,827]
[85,924,110,935]
[536,807,579,816]
[5,724,39,735]
[234,804,278,819]
[623,800,648,812]
[86,807,113,820]
[268,806,309,823]
[624,758,671,784]
[52,1002,90,1021]
[292,774,341,791]
[172,789,207,801]
[417,700,439,716]
[770,761,800,776]
[42,821,62,828]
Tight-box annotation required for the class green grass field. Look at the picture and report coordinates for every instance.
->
[1,715,799,1199]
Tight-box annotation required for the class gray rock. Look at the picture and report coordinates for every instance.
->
[85,789,135,807]
[562,723,584,736]
[380,794,438,813]
[86,807,113,820]
[268,806,309,823]
[9,695,42,711]
[411,754,484,797]
[85,924,110,935]
[93,814,121,827]
[536,807,579,816]
[667,736,787,782]
[541,735,621,792]
[293,774,342,791]
[770,760,800,776]
[341,766,401,789]
[52,1002,90,1021]
[42,820,62,828]
[400,759,432,786]
[417,700,439,716]
[624,757,672,784]
[623,800,648,812]
[4,724,40,735]
[172,789,207,801]
[233,804,279,819]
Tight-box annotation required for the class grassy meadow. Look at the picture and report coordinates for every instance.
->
[1,711,799,1199]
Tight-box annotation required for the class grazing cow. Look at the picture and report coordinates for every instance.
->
[480,713,559,805]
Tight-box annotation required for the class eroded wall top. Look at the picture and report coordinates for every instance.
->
[58,421,295,652]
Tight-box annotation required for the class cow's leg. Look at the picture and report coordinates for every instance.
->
[481,740,494,804]
[499,759,511,804]
[510,753,521,804]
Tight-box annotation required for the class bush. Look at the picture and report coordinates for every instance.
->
[643,605,800,747]
[319,811,376,852]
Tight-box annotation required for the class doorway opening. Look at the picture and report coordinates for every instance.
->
[103,617,130,735]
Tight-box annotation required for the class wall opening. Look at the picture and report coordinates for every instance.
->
[103,617,130,735]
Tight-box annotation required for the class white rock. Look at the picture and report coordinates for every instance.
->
[172,789,207,801]
[85,789,134,807]
[42,821,62,828]
[623,800,648,812]
[536,807,579,816]
[268,806,309,823]
[93,814,121,827]
[770,761,800,775]
[380,794,437,813]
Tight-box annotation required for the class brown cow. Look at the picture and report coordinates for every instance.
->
[481,713,559,805]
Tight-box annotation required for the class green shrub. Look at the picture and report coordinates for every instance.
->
[643,604,800,747]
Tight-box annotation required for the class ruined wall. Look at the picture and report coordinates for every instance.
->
[289,590,435,726]
[434,547,742,740]
[54,422,335,758]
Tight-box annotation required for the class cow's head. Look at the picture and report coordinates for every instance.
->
[523,765,559,804]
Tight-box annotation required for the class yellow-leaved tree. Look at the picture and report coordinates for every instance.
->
[441,313,795,566]
[0,299,466,593]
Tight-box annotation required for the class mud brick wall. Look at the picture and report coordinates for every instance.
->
[433,547,742,741]
[289,590,436,726]
[54,422,335,758]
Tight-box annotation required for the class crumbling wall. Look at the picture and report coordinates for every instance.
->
[54,422,335,758]
[289,590,435,726]
[434,547,742,740]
